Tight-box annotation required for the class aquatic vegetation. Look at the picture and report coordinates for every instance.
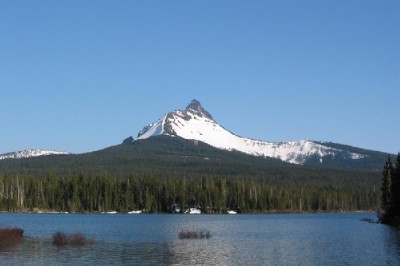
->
[360,217,378,224]
[52,231,95,246]
[178,230,211,239]
[0,227,24,248]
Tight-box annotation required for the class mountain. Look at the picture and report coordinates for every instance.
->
[133,99,381,167]
[0,149,71,160]
[0,100,388,172]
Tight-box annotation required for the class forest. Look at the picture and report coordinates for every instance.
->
[380,153,400,225]
[0,173,379,213]
[0,136,386,214]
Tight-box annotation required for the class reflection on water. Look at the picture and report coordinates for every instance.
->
[1,238,175,265]
[0,213,399,265]
[383,226,400,265]
[171,240,231,265]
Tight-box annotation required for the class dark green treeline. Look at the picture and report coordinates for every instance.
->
[380,153,400,225]
[0,174,378,213]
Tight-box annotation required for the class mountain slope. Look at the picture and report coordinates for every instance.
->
[0,149,71,160]
[0,135,380,189]
[0,136,290,178]
[0,135,381,214]
[134,100,375,166]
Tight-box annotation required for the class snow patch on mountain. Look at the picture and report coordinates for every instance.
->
[0,149,71,160]
[137,117,166,139]
[136,100,366,165]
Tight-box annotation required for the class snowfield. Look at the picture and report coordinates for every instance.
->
[0,149,71,160]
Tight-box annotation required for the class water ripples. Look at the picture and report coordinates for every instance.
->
[1,213,399,265]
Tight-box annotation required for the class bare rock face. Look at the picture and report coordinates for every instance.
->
[184,99,213,120]
[122,136,134,145]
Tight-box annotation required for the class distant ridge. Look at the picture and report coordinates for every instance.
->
[0,149,71,160]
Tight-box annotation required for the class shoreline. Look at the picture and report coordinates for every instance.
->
[0,210,376,215]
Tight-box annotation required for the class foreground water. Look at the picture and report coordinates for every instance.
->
[0,213,399,265]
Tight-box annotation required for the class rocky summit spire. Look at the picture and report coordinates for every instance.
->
[185,99,213,120]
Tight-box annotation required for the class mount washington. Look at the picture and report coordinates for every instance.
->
[0,99,386,168]
[130,99,367,165]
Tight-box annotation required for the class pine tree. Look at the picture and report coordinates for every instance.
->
[381,155,394,216]
[392,153,400,216]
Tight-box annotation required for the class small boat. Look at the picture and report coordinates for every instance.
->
[127,210,142,214]
[227,210,237,214]
[106,211,117,214]
[188,208,201,214]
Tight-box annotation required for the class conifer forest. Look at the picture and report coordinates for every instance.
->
[0,137,387,214]
[380,153,400,225]
[0,173,379,213]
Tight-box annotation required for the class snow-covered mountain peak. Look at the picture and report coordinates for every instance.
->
[134,100,367,165]
[0,149,71,160]
[137,100,214,139]
[185,99,213,120]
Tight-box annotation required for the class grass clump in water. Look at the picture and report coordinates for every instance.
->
[52,231,95,246]
[0,227,24,249]
[178,230,211,239]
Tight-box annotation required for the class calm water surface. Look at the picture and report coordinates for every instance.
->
[0,213,399,265]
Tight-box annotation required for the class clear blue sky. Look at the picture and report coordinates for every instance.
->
[1,1,399,154]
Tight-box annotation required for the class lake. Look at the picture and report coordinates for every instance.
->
[0,212,399,265]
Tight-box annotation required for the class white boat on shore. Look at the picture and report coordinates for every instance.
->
[228,210,237,214]
[127,210,142,214]
[187,208,201,214]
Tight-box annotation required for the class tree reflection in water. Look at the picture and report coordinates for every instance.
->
[383,226,400,265]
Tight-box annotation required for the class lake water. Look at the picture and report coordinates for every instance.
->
[0,213,399,265]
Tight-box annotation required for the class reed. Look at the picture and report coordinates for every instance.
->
[0,227,24,248]
[178,230,211,239]
[52,231,95,246]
